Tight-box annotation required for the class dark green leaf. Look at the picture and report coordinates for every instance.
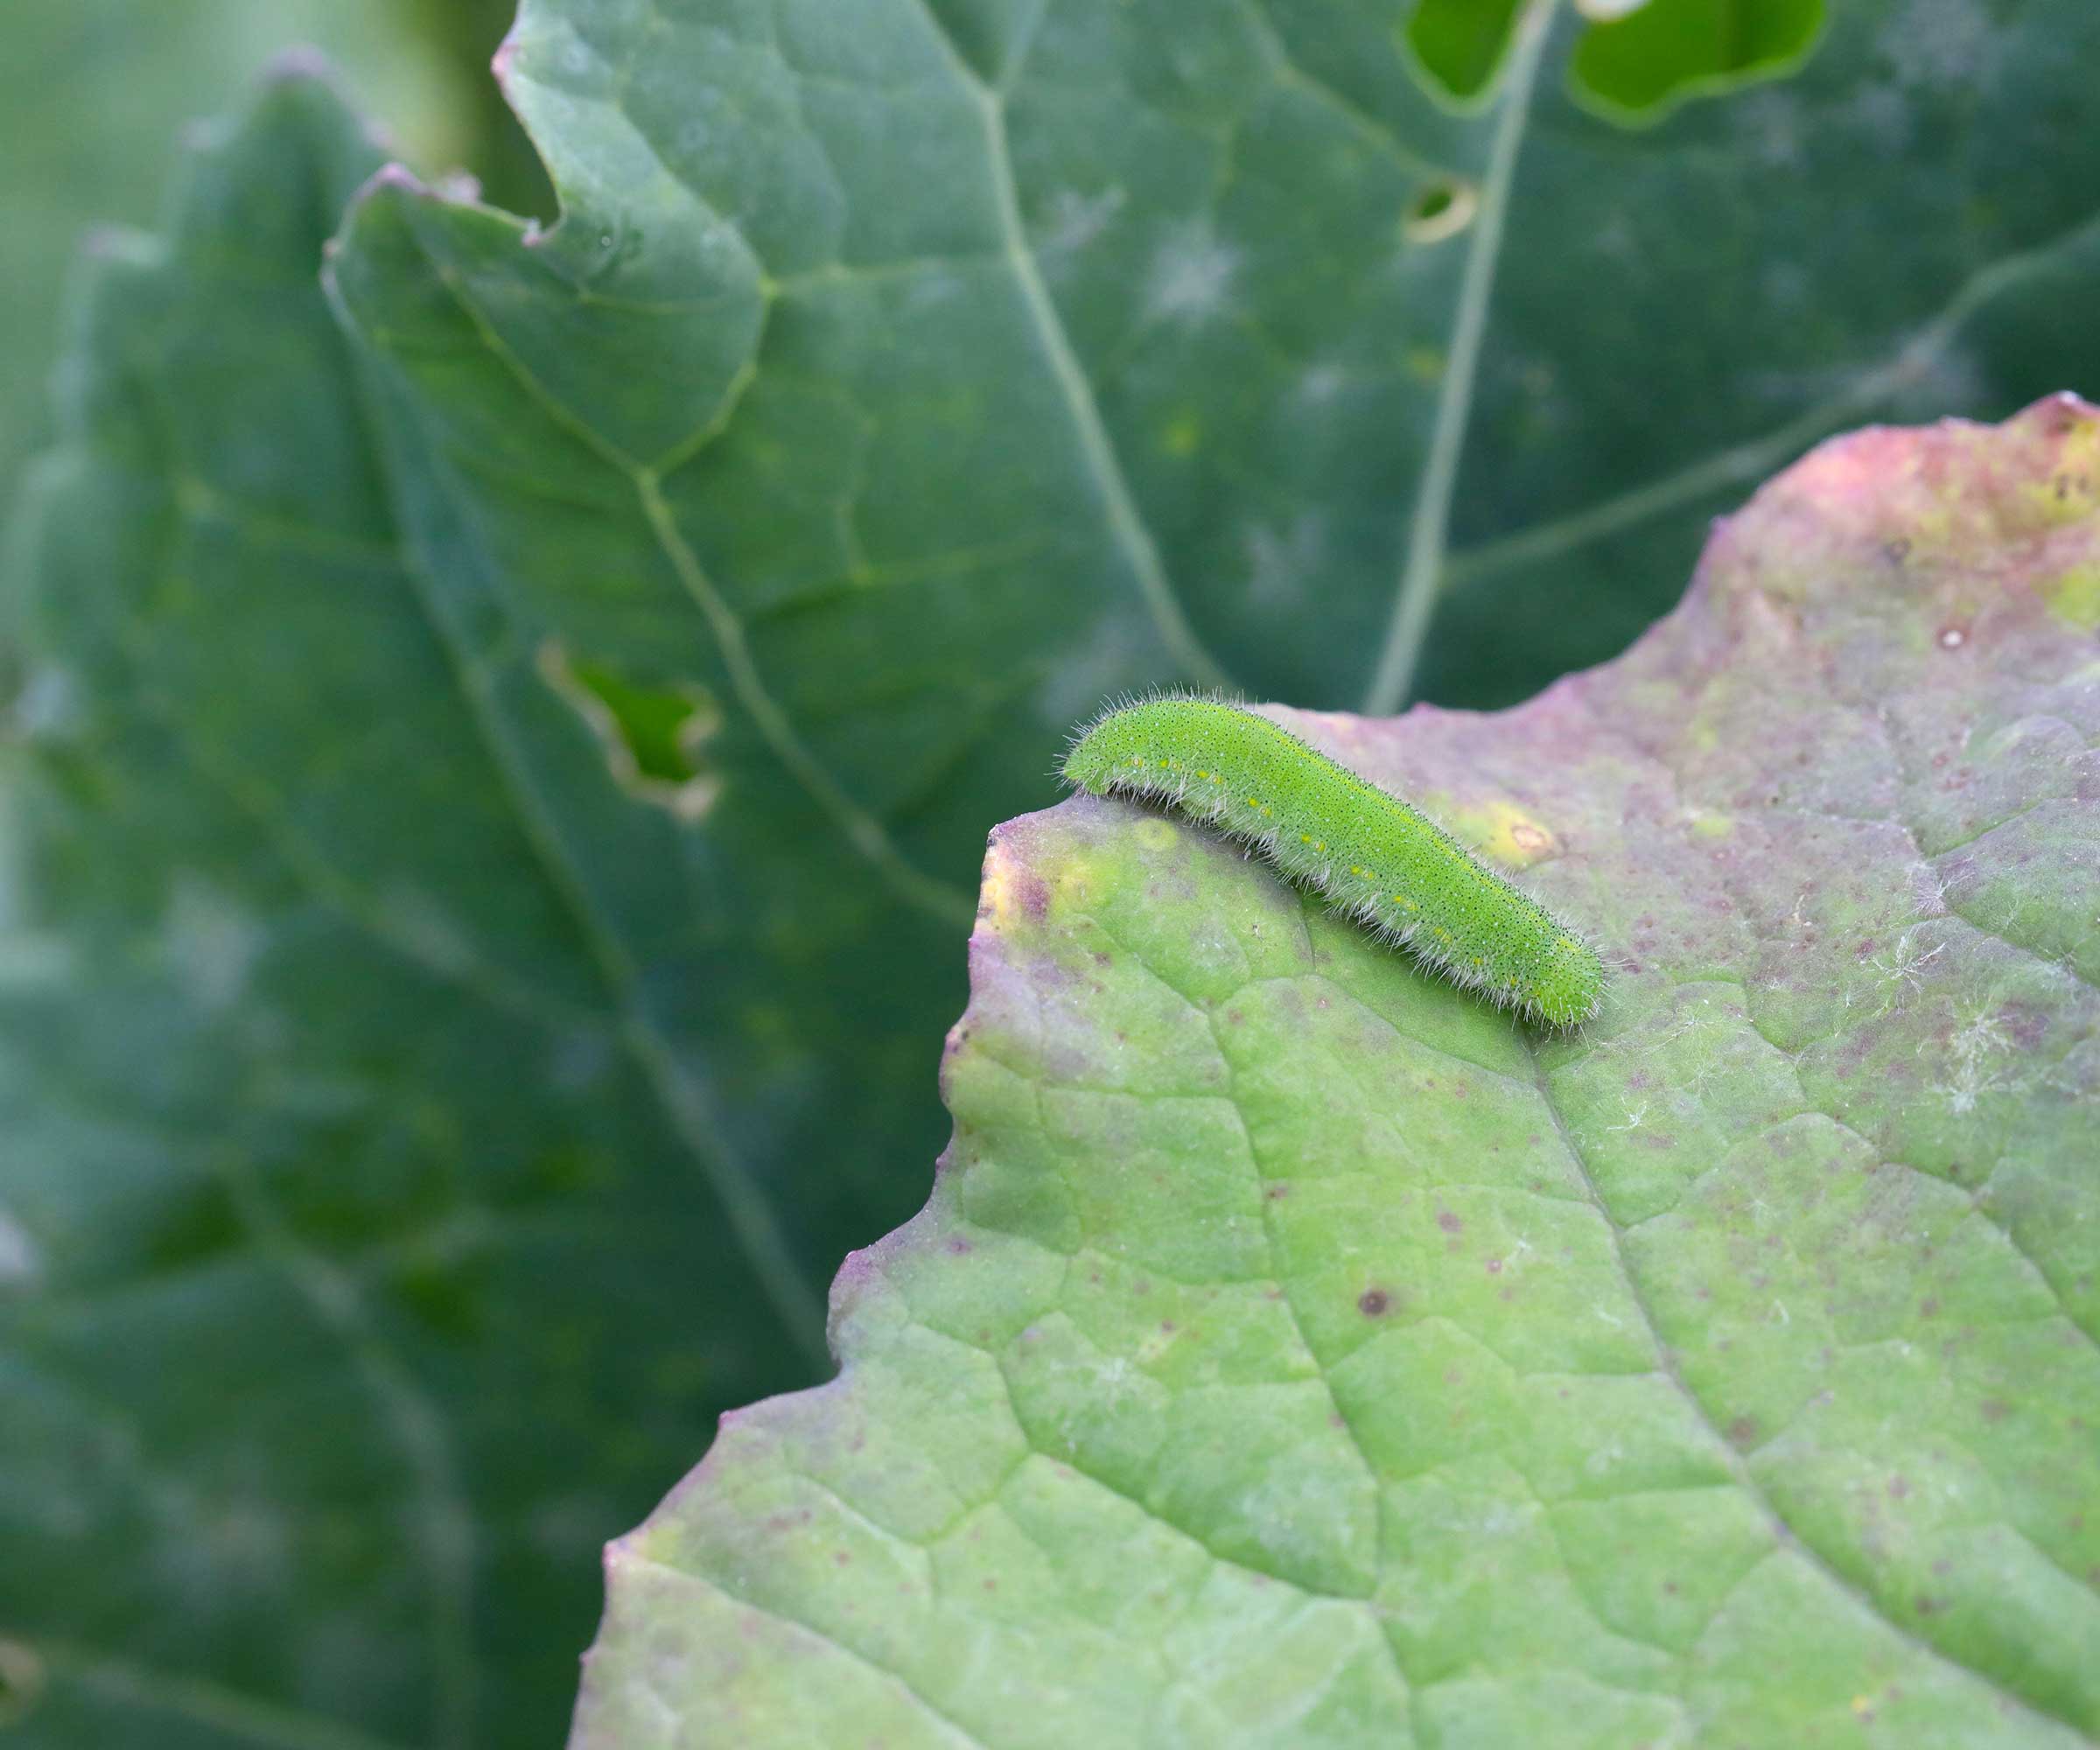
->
[0,77,807,1747]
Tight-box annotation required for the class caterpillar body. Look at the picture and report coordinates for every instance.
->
[1061,696,1605,1029]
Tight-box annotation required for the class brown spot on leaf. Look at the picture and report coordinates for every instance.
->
[1727,1416,1759,1449]
[1437,1210,1463,1234]
[1358,1289,1390,1317]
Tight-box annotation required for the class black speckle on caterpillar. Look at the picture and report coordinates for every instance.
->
[1061,695,1605,1029]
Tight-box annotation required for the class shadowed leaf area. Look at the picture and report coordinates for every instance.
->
[0,77,806,1750]
[577,398,2100,1748]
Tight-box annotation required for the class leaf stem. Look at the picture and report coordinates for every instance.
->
[1363,0,1558,716]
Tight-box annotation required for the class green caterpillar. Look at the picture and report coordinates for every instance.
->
[1061,696,1605,1029]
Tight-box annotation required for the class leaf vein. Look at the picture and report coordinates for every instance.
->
[609,1550,992,1750]
[1363,0,1556,714]
[903,0,1235,693]
[1530,1051,2091,1737]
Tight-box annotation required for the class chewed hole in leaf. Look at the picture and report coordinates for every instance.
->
[1570,0,1827,125]
[1403,177,1479,245]
[1404,0,1523,103]
[539,641,724,822]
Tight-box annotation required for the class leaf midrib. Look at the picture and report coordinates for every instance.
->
[1363,0,1558,716]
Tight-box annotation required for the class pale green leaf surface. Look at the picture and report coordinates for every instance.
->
[575,400,2100,1748]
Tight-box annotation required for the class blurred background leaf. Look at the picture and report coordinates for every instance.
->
[4,1,2100,1746]
[0,0,545,510]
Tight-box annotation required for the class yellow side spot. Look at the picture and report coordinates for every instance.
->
[1472,956,1484,967]
[1195,769,1210,780]
[1352,865,1368,877]
[1558,935,1578,950]
[1434,927,1452,942]
[1300,834,1312,844]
